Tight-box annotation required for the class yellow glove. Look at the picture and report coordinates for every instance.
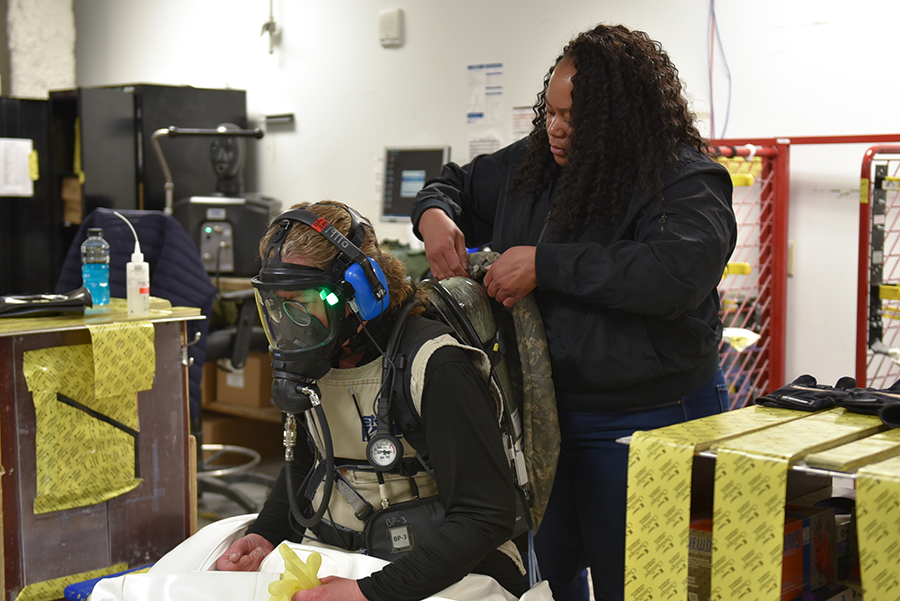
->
[268,545,322,601]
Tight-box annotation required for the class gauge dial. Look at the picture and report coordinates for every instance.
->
[368,437,399,468]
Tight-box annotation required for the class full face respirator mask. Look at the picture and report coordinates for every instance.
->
[251,207,390,414]
[254,270,354,393]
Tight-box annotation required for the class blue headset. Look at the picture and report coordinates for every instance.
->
[262,206,390,320]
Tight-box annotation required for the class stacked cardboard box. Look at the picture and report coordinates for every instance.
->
[785,504,837,593]
[201,412,284,459]
[688,502,846,601]
[214,351,275,409]
[804,582,861,601]
[688,515,805,601]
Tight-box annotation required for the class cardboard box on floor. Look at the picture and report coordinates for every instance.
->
[201,361,216,407]
[786,503,838,592]
[804,582,862,601]
[201,412,284,459]
[835,513,860,583]
[214,351,275,409]
[688,515,804,601]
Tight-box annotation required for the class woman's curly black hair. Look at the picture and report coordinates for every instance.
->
[513,24,706,239]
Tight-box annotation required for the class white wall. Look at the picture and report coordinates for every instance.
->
[72,0,900,389]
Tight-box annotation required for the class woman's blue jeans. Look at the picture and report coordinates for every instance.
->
[533,368,728,601]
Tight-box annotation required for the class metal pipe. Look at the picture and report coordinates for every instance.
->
[856,145,900,383]
[150,128,175,215]
[149,126,265,215]
[771,141,791,390]
[163,126,264,138]
[710,145,779,159]
[714,134,900,147]
[859,145,900,180]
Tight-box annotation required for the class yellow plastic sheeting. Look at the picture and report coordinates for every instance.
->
[722,262,752,277]
[730,173,754,187]
[28,149,39,180]
[717,156,763,178]
[625,432,694,600]
[710,409,883,601]
[13,563,127,601]
[87,321,155,397]
[711,447,790,600]
[878,284,900,301]
[805,428,900,472]
[624,405,805,601]
[23,321,155,514]
[856,454,900,600]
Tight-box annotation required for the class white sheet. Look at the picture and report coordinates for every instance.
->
[90,514,554,601]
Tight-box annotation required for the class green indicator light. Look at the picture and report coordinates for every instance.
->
[325,292,339,306]
[204,226,213,234]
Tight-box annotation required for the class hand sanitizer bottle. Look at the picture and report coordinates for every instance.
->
[114,212,151,317]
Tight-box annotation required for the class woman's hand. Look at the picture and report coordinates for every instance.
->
[216,533,275,572]
[418,208,469,279]
[483,246,537,308]
[291,576,367,601]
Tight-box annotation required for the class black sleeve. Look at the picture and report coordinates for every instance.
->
[358,346,519,601]
[535,167,736,319]
[245,416,316,546]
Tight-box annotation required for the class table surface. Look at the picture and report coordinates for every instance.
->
[0,296,203,337]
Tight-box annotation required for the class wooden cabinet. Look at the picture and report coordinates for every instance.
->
[0,300,201,598]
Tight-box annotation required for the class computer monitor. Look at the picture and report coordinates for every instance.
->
[382,146,450,221]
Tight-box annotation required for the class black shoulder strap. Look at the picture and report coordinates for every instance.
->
[387,313,457,468]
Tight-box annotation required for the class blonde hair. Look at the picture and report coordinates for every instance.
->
[259,200,426,313]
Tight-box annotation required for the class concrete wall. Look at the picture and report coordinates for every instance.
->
[6,0,75,98]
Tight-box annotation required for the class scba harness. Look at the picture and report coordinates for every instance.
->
[251,204,558,575]
[300,253,559,575]
[304,308,531,563]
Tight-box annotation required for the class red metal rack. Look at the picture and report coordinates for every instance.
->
[710,139,788,408]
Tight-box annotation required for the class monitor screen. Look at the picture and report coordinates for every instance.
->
[382,146,450,221]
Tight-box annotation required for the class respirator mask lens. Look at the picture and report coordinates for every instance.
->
[253,284,345,354]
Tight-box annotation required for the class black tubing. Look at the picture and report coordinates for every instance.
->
[284,403,335,528]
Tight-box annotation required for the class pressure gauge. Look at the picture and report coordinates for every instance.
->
[366,435,401,471]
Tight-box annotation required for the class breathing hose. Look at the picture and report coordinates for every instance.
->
[283,387,335,529]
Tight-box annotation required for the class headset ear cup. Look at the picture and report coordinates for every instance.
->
[345,258,390,320]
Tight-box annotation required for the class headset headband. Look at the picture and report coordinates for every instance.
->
[266,207,387,302]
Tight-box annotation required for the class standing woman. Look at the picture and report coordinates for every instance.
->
[413,23,737,601]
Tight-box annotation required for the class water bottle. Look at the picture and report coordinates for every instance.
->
[81,228,110,306]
